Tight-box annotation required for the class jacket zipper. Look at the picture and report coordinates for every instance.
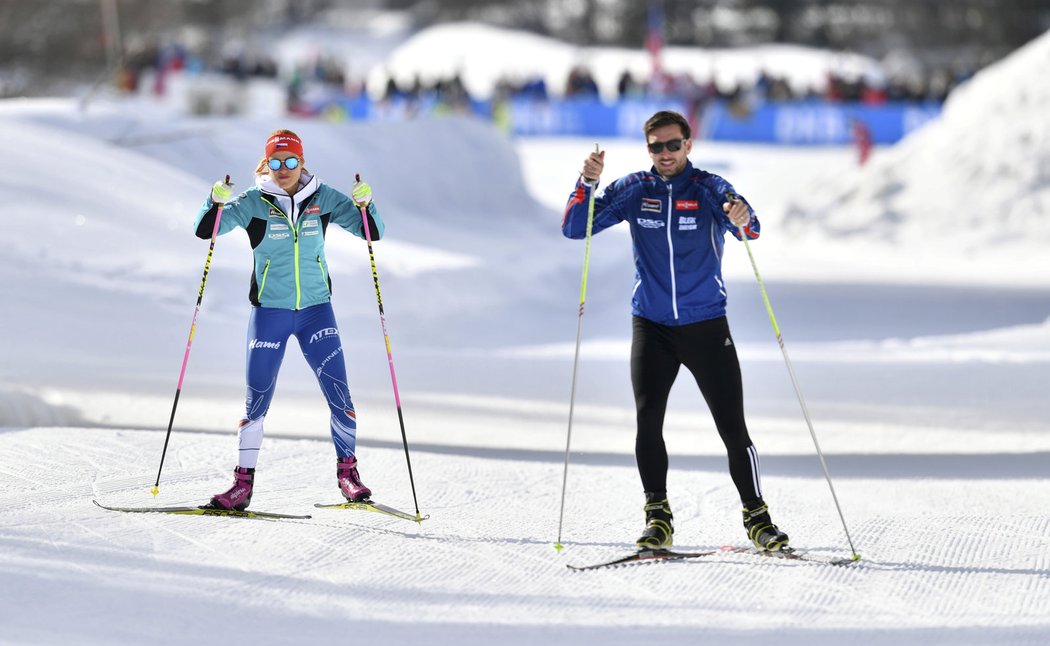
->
[258,258,271,299]
[262,195,302,309]
[665,183,678,320]
[317,255,329,291]
[292,215,301,309]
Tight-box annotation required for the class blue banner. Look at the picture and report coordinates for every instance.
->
[505,98,692,138]
[503,98,940,144]
[702,101,941,145]
[320,95,941,144]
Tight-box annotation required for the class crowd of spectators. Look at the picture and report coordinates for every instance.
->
[378,73,472,110]
[114,40,968,120]
[591,66,964,105]
[115,43,279,97]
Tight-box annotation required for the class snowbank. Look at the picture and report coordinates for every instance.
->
[783,29,1050,283]
[375,21,883,101]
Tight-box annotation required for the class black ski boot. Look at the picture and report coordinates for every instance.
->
[743,500,789,551]
[635,492,674,550]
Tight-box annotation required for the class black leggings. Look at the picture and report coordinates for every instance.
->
[631,315,763,504]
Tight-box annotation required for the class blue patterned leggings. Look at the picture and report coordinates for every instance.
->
[236,302,358,468]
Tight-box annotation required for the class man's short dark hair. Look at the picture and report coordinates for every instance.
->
[643,110,691,140]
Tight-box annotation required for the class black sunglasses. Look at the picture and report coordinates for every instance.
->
[647,139,686,154]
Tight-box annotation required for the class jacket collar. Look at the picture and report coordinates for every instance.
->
[649,160,695,192]
[256,172,319,219]
[256,172,318,200]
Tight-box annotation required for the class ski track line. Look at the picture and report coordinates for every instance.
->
[221,526,353,599]
[847,517,1050,626]
[6,426,1050,631]
[0,430,210,510]
[1034,516,1050,575]
[85,498,336,596]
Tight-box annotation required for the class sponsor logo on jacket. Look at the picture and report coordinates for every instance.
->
[305,205,321,215]
[679,216,697,231]
[675,200,699,210]
[270,223,289,231]
[269,232,290,240]
[637,218,665,229]
[641,198,662,213]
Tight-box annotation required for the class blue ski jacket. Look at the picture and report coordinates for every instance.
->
[195,173,383,311]
[561,160,758,326]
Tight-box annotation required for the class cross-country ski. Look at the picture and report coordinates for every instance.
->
[314,500,429,523]
[567,548,718,571]
[4,13,1050,645]
[93,500,311,520]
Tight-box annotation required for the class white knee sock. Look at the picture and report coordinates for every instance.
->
[237,417,265,469]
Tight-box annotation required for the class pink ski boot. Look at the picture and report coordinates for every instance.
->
[337,456,371,502]
[204,466,255,511]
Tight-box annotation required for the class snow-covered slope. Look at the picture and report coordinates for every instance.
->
[376,21,883,101]
[2,28,1050,646]
[783,29,1050,282]
[0,100,571,393]
[3,425,1050,645]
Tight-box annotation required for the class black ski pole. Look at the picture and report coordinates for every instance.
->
[152,176,229,496]
[355,173,424,523]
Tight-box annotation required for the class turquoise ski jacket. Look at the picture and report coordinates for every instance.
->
[194,173,384,310]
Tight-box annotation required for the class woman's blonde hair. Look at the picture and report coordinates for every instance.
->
[255,128,310,176]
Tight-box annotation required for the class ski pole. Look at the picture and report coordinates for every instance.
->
[152,175,230,496]
[355,173,424,524]
[728,192,860,561]
[555,143,600,552]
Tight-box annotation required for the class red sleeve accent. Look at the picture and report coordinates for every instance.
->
[561,183,587,228]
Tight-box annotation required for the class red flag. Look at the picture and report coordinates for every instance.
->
[646,1,664,82]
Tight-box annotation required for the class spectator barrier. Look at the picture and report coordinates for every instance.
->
[321,95,941,145]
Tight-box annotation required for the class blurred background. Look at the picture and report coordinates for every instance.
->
[4,0,1049,147]
[1,1,1048,432]
[2,6,1049,641]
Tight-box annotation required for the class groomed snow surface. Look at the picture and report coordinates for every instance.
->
[3,29,1050,646]
[5,425,1049,645]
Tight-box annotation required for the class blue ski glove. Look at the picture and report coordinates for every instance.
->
[351,180,373,207]
[211,178,235,204]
